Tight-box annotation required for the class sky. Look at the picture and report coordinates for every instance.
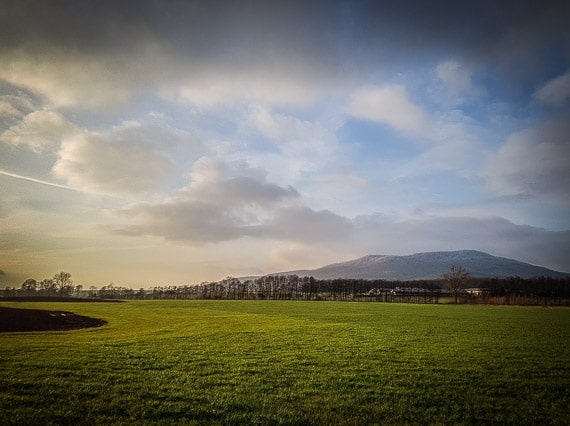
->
[1,0,570,288]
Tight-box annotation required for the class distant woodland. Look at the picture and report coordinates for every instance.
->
[2,273,569,306]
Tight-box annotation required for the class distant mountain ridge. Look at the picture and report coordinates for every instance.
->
[272,250,569,280]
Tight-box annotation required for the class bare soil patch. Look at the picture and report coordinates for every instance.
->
[0,306,107,332]
[0,296,122,302]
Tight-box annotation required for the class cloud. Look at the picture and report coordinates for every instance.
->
[1,0,570,286]
[1,1,568,111]
[0,101,21,119]
[0,32,327,111]
[314,175,369,192]
[235,106,348,188]
[0,2,338,109]
[119,177,570,271]
[116,157,353,246]
[533,70,570,106]
[52,131,172,196]
[484,116,570,201]
[0,169,80,193]
[345,82,484,173]
[0,50,137,108]
[411,136,484,177]
[119,200,250,244]
[1,110,192,199]
[246,106,335,143]
[0,2,172,108]
[171,71,318,108]
[257,206,353,243]
[436,61,472,92]
[346,85,430,138]
[118,159,302,244]
[434,60,484,106]
[0,81,41,128]
[0,110,77,152]
[268,242,352,272]
[188,175,299,208]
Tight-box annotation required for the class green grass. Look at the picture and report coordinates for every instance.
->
[1,301,569,425]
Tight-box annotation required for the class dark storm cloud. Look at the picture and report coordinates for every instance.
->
[5,1,566,49]
[0,0,151,53]
[349,1,570,93]
[352,1,569,51]
[2,0,568,92]
[0,0,343,63]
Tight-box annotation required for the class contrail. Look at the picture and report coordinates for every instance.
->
[0,169,80,192]
[0,169,146,203]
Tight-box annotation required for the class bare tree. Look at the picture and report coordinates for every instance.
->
[52,271,73,294]
[442,265,470,304]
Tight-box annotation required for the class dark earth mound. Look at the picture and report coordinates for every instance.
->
[0,296,123,302]
[0,306,107,332]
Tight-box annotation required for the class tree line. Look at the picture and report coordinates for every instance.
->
[13,272,81,296]
[89,274,570,305]
[140,274,569,305]
[2,270,569,305]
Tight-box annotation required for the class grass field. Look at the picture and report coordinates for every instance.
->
[0,300,568,425]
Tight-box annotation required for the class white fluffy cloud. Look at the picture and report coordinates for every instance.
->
[171,70,319,108]
[346,85,430,138]
[237,106,346,187]
[437,61,472,92]
[434,60,483,106]
[245,107,333,142]
[52,130,172,196]
[0,50,137,108]
[0,110,189,199]
[533,70,570,106]
[484,117,570,200]
[0,110,77,152]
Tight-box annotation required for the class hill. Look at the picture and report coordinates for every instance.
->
[276,250,569,280]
